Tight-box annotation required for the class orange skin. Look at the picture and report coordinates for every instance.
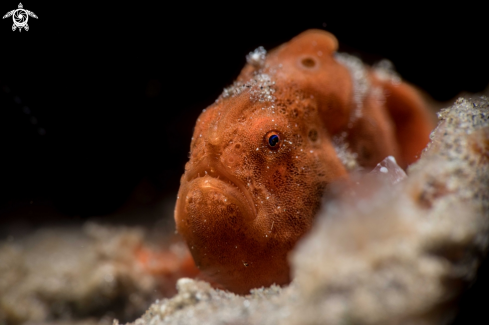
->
[174,30,434,294]
[136,245,200,296]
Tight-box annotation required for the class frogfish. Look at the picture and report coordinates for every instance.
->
[174,29,434,294]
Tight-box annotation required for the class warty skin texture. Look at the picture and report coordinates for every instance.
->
[174,29,434,294]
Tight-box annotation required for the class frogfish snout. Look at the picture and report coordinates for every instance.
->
[176,159,256,231]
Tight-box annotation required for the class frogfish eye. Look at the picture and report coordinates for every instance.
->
[264,131,282,150]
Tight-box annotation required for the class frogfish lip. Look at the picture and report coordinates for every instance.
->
[175,158,257,219]
[174,158,257,237]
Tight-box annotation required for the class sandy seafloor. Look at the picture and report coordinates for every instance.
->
[1,96,488,325]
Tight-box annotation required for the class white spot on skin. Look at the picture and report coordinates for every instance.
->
[221,73,275,102]
[246,46,267,69]
[373,59,401,84]
[380,167,388,173]
[335,53,370,124]
[387,155,397,163]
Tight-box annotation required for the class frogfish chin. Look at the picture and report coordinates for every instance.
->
[174,29,434,294]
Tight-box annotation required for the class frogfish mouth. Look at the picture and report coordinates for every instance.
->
[174,29,434,294]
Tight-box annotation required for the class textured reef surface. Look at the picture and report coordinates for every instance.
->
[0,224,190,325]
[1,97,488,324]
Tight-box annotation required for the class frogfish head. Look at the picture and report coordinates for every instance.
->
[175,30,357,294]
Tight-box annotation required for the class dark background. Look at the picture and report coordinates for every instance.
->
[0,3,488,324]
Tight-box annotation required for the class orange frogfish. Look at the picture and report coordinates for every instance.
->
[174,29,434,294]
